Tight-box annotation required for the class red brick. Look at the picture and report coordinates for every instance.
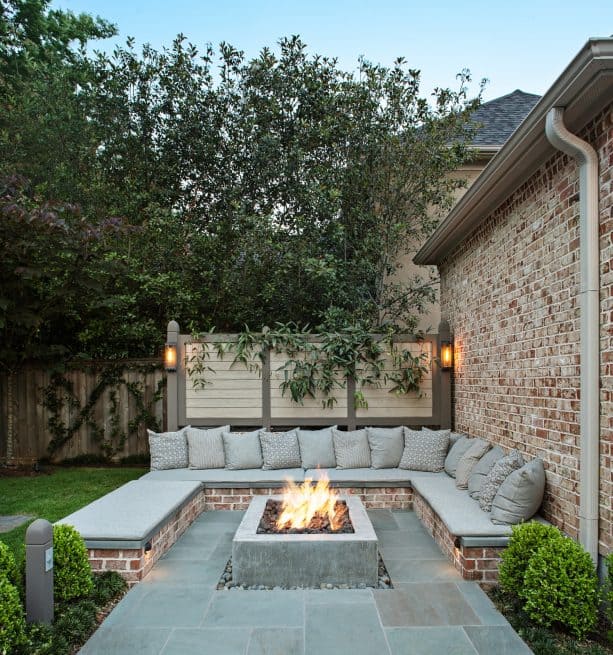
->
[439,102,613,555]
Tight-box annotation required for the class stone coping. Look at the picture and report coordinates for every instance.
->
[56,480,202,548]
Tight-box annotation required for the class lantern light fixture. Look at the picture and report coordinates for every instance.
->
[164,343,177,372]
[440,340,453,370]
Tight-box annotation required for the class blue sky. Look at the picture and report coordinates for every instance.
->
[53,0,612,101]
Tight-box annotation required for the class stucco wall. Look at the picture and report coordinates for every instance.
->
[392,161,490,334]
[439,105,612,555]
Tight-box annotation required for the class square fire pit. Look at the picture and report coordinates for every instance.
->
[232,495,378,587]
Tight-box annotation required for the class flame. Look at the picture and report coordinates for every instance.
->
[276,475,343,531]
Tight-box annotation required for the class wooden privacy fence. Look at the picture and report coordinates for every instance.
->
[0,361,165,465]
[167,322,452,431]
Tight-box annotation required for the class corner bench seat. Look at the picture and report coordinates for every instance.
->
[61,467,538,584]
[410,475,512,538]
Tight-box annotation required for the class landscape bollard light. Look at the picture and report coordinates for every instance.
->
[25,518,54,624]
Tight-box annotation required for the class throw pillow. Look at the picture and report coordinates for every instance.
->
[491,458,546,525]
[186,425,229,469]
[468,446,505,498]
[479,449,525,512]
[260,429,301,470]
[399,428,449,472]
[449,432,468,447]
[298,426,337,469]
[444,436,473,477]
[367,426,404,468]
[222,429,263,470]
[148,427,189,470]
[455,439,491,489]
[423,427,463,448]
[332,428,371,469]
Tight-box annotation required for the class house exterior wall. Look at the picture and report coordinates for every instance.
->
[392,160,491,334]
[438,104,612,556]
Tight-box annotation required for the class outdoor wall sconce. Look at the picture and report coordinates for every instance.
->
[164,344,177,372]
[440,341,453,370]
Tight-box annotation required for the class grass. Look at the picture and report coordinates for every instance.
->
[0,467,146,557]
[488,586,613,655]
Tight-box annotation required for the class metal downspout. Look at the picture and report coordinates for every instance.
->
[545,107,600,564]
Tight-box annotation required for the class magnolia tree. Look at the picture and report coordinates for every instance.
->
[1,0,483,362]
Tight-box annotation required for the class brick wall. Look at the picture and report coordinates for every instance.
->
[203,486,413,511]
[413,490,504,582]
[439,104,613,556]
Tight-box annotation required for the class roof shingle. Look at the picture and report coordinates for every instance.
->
[470,89,541,147]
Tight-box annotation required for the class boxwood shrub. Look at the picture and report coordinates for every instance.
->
[53,524,93,601]
[522,536,600,639]
[498,522,563,596]
[0,540,20,588]
[0,576,26,654]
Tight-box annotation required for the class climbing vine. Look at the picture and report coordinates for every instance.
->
[186,323,430,409]
[43,363,166,458]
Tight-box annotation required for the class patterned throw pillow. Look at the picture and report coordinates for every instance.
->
[399,428,450,472]
[148,427,189,470]
[332,428,371,469]
[186,425,229,469]
[298,427,337,469]
[478,449,525,512]
[455,439,491,489]
[259,430,301,470]
[423,427,464,448]
[366,427,405,469]
[468,446,505,498]
[222,430,264,470]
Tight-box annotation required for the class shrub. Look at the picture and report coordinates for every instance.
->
[522,536,600,639]
[52,600,97,645]
[0,576,26,654]
[498,522,563,596]
[0,540,20,588]
[91,571,127,607]
[59,454,111,466]
[53,525,93,601]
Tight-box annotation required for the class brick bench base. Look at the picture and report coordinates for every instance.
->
[87,489,206,585]
[87,484,504,585]
[414,489,505,582]
[203,486,414,511]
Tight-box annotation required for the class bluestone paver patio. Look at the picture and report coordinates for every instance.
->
[79,510,533,655]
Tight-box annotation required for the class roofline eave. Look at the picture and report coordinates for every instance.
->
[414,38,613,266]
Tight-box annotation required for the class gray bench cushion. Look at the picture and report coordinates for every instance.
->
[411,475,512,537]
[305,468,445,487]
[140,468,304,487]
[55,480,202,547]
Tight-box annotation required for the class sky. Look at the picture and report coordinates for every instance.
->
[53,0,612,101]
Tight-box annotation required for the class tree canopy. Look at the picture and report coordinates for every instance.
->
[0,0,482,367]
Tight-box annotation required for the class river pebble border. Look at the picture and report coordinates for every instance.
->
[216,552,393,590]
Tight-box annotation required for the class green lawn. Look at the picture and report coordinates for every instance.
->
[0,467,146,557]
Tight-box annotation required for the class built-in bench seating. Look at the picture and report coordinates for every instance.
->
[61,467,531,584]
[58,427,547,585]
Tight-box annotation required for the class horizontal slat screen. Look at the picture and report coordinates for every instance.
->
[184,343,262,420]
[179,335,441,427]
